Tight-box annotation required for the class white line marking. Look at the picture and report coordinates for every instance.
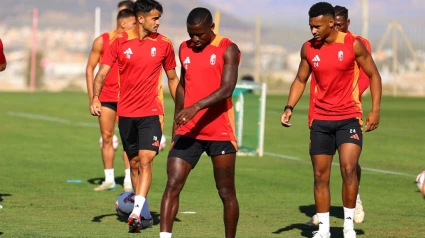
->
[180,211,196,214]
[7,111,416,178]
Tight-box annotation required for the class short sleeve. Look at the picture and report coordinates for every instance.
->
[101,37,119,67]
[162,40,176,71]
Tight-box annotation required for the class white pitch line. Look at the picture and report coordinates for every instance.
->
[6,111,417,178]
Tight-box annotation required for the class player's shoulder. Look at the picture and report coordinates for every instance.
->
[157,34,173,45]
[210,35,235,48]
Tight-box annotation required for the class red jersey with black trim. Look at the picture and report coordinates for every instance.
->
[0,39,6,64]
[306,32,362,122]
[102,29,176,117]
[176,35,239,141]
[99,32,119,103]
[308,31,371,125]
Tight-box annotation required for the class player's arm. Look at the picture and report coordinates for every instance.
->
[281,43,311,127]
[0,39,7,71]
[85,36,103,104]
[174,43,240,126]
[354,38,382,132]
[172,66,186,137]
[165,69,179,102]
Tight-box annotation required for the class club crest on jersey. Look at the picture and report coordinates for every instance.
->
[124,48,133,59]
[151,47,156,57]
[338,50,344,61]
[183,56,190,69]
[210,54,216,65]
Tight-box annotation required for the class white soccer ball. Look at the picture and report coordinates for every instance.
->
[99,135,119,150]
[159,135,166,151]
[116,191,135,217]
[416,171,425,191]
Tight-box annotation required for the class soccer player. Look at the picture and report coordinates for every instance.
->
[159,7,240,238]
[280,2,381,238]
[90,0,179,233]
[118,0,135,12]
[306,5,371,226]
[86,9,135,192]
[0,38,6,71]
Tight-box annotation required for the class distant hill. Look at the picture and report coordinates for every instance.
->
[0,0,251,31]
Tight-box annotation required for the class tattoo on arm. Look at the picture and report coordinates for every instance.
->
[93,65,107,98]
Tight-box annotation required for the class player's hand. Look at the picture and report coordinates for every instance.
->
[281,109,292,127]
[90,97,101,116]
[175,105,199,126]
[365,110,380,132]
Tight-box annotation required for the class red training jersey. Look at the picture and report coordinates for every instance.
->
[306,32,362,122]
[176,35,239,141]
[99,32,120,103]
[102,29,176,117]
[0,39,6,64]
[308,31,371,126]
[349,30,372,96]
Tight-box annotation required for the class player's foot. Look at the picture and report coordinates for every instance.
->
[123,181,133,192]
[306,214,319,226]
[343,228,356,238]
[93,181,116,191]
[354,198,364,223]
[312,231,331,238]
[139,216,153,229]
[128,214,141,233]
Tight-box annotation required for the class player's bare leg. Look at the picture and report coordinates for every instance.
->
[160,157,192,235]
[212,153,239,238]
[128,150,156,232]
[311,154,333,237]
[338,143,361,237]
[94,106,117,191]
[122,151,132,192]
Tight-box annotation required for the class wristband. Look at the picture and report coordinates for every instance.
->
[284,105,293,112]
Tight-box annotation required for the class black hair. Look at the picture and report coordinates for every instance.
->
[187,7,213,25]
[334,5,348,18]
[308,2,335,18]
[117,9,135,21]
[118,0,135,10]
[134,0,163,15]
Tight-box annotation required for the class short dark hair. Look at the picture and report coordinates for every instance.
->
[134,0,163,15]
[187,7,213,25]
[334,5,348,18]
[118,0,135,10]
[309,2,335,18]
[117,9,135,21]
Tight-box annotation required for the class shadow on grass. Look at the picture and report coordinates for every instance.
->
[92,211,181,225]
[273,224,365,237]
[272,204,365,237]
[87,176,127,190]
[0,194,12,202]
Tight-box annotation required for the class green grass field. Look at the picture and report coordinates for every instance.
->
[0,92,424,237]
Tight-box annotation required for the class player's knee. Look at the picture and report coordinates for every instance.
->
[165,177,185,194]
[217,186,235,200]
[341,164,357,179]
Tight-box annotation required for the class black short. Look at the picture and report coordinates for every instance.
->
[310,117,363,155]
[101,102,117,112]
[118,116,162,157]
[168,135,238,168]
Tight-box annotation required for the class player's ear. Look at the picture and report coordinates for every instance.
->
[329,17,334,28]
[347,18,351,27]
[137,13,144,24]
[210,23,215,32]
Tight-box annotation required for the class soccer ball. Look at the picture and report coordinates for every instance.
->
[416,171,425,191]
[116,192,135,217]
[99,134,119,150]
[159,135,166,151]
